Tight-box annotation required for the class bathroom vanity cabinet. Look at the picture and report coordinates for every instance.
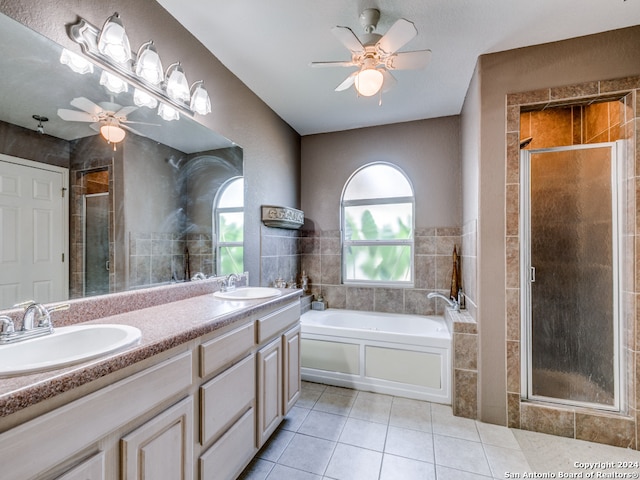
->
[0,296,301,480]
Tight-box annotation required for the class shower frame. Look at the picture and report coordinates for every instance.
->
[520,141,624,412]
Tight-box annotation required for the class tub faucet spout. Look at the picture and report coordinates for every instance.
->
[427,292,459,311]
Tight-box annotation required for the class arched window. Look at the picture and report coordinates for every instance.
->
[214,177,244,275]
[341,163,414,285]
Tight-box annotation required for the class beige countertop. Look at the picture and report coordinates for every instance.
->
[0,289,301,419]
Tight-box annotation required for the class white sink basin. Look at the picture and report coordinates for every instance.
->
[0,324,142,377]
[213,287,282,300]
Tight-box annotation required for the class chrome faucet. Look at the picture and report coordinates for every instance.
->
[219,273,239,292]
[0,301,70,344]
[427,292,460,311]
[191,272,207,281]
[20,301,49,330]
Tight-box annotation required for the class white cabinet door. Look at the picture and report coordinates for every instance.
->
[257,336,282,447]
[283,324,301,415]
[121,397,194,480]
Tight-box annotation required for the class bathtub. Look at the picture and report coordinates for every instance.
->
[300,309,451,404]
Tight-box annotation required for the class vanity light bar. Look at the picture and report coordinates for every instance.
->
[68,14,210,118]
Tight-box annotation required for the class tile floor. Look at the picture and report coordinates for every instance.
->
[240,381,640,480]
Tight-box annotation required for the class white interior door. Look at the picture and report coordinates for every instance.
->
[0,155,68,307]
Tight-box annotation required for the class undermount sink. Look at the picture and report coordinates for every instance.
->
[213,287,282,300]
[0,324,142,378]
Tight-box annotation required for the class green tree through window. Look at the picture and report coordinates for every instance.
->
[214,177,244,275]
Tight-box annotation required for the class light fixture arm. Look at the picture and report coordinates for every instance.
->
[69,16,197,117]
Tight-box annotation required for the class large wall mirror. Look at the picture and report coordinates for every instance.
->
[0,13,244,308]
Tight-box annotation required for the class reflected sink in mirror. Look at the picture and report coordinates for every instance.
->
[0,324,141,378]
[213,287,282,300]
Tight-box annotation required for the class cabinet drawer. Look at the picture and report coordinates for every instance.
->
[199,408,256,480]
[257,301,299,343]
[199,322,255,378]
[200,354,255,445]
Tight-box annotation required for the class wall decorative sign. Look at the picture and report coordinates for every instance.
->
[261,205,304,229]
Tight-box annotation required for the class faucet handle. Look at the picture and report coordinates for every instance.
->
[46,303,70,315]
[13,299,36,310]
[0,316,14,334]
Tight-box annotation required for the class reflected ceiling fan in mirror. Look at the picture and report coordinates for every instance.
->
[311,8,432,101]
[57,97,157,145]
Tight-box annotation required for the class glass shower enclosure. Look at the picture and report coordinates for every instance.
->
[520,142,622,410]
[84,192,110,297]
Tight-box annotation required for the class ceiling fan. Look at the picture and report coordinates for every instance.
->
[311,8,432,98]
[57,97,153,143]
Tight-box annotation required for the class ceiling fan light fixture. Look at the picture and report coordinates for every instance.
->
[190,81,211,115]
[355,68,384,97]
[165,62,190,103]
[135,41,163,85]
[59,48,94,75]
[97,12,131,64]
[100,118,126,143]
[134,88,158,109]
[100,71,128,94]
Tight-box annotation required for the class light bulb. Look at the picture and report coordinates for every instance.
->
[190,82,211,115]
[165,63,190,103]
[100,120,126,143]
[59,49,94,75]
[158,103,179,121]
[135,41,163,85]
[100,71,128,94]
[97,13,131,64]
[355,68,384,97]
[134,88,158,109]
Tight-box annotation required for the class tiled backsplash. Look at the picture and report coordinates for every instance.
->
[299,227,463,315]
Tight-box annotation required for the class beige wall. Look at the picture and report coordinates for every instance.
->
[301,116,461,232]
[462,25,640,425]
[300,117,461,315]
[0,0,301,284]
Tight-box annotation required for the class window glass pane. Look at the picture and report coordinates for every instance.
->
[219,246,243,275]
[218,177,244,208]
[344,203,412,240]
[219,212,244,242]
[344,245,411,282]
[344,164,412,200]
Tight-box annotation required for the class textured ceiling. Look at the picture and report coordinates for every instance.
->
[156,0,640,135]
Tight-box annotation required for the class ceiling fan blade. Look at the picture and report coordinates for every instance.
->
[386,49,432,70]
[335,72,357,92]
[331,26,364,54]
[89,122,101,132]
[114,105,138,118]
[121,120,161,126]
[310,60,357,68]
[376,18,417,55]
[57,108,94,122]
[381,70,397,93]
[120,123,144,136]
[70,97,103,116]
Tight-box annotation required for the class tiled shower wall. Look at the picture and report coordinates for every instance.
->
[505,77,638,448]
[260,225,302,288]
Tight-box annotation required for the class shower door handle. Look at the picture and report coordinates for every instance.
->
[530,266,536,283]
